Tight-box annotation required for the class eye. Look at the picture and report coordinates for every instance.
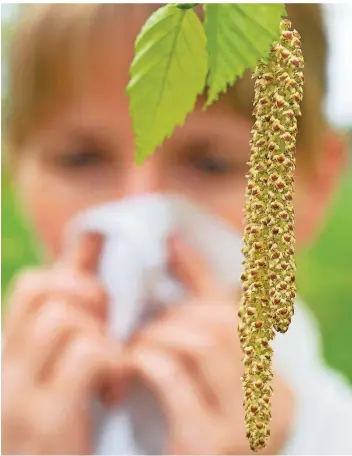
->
[191,154,234,175]
[56,148,107,169]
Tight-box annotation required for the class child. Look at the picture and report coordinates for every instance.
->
[2,4,352,455]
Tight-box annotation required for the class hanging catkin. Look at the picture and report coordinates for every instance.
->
[266,18,304,333]
[240,18,304,452]
[239,58,275,452]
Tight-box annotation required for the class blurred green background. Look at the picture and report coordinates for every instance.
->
[2,164,352,383]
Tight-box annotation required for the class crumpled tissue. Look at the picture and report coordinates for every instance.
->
[68,194,243,455]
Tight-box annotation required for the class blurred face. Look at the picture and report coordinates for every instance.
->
[14,13,338,258]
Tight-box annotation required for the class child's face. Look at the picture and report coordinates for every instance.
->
[14,17,341,258]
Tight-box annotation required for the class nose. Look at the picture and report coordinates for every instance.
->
[123,153,163,197]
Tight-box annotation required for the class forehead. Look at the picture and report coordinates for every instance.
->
[11,5,155,139]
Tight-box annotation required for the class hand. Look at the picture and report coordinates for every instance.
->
[123,236,294,455]
[1,233,122,455]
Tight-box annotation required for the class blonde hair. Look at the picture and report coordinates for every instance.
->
[5,4,327,168]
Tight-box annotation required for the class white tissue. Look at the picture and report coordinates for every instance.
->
[68,194,244,455]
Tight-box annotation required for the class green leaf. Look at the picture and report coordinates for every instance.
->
[204,3,286,106]
[127,4,208,164]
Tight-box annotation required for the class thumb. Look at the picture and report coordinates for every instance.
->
[168,234,222,298]
[58,231,104,274]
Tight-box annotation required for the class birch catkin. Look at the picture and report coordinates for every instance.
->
[240,18,304,452]
[266,19,304,333]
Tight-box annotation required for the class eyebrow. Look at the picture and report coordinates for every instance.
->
[183,137,213,155]
[172,131,249,159]
[56,125,119,153]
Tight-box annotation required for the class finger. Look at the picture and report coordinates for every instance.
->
[166,305,244,416]
[133,319,220,409]
[59,231,104,274]
[134,315,242,414]
[137,317,217,351]
[24,298,108,382]
[168,235,223,298]
[125,345,211,445]
[4,269,108,347]
[166,301,239,343]
[53,335,122,402]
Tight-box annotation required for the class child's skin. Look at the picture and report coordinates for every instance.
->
[2,13,346,455]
